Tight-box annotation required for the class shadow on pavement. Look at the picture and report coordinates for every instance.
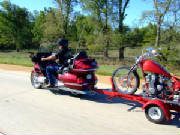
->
[48,88,180,127]
[164,112,180,128]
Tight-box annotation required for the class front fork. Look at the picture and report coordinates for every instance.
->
[128,63,147,90]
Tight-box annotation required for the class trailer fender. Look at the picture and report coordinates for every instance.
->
[142,100,171,121]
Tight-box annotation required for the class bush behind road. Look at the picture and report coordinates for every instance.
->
[0,47,179,76]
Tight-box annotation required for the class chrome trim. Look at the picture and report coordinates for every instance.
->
[58,87,87,94]
[64,82,90,86]
[72,68,98,72]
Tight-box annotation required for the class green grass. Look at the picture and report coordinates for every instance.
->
[96,65,119,76]
[0,52,33,67]
[0,49,179,76]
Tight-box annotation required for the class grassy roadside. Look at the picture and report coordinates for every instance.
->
[0,51,180,76]
[0,51,118,76]
[0,52,33,67]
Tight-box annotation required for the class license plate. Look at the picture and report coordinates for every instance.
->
[86,74,92,79]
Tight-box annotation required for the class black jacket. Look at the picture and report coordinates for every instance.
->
[55,47,70,64]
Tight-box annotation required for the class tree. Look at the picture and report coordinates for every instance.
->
[102,0,114,57]
[70,15,97,48]
[112,0,130,59]
[31,11,46,47]
[54,0,78,38]
[0,1,32,51]
[141,0,172,47]
[69,14,106,53]
[80,0,104,28]
[163,0,180,45]
[42,8,64,43]
[169,0,180,28]
[153,0,172,47]
[140,23,157,46]
[80,0,114,58]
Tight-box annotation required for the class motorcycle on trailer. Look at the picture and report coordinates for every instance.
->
[111,47,180,123]
[29,47,98,96]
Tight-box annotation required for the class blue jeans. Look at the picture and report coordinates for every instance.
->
[46,65,59,85]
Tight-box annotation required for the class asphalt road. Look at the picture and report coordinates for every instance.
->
[0,69,179,135]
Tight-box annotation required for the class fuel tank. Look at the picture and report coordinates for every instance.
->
[142,60,171,77]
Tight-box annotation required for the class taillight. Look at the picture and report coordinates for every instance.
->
[82,64,90,69]
[77,77,84,84]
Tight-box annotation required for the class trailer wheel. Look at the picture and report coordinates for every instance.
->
[145,105,166,124]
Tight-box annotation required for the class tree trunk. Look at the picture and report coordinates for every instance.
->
[104,48,109,58]
[119,47,124,59]
[104,40,109,58]
[118,0,123,33]
[155,16,161,47]
[16,48,20,52]
[103,0,109,58]
[64,0,71,38]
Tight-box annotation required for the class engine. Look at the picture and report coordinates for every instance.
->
[143,73,171,98]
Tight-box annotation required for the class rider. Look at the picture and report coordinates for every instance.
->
[41,39,69,88]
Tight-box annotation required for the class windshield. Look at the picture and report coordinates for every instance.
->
[38,43,57,53]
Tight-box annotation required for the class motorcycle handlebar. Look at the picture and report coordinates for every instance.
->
[136,48,162,64]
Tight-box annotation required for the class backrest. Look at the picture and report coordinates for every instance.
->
[68,51,88,69]
[74,51,88,60]
[63,50,73,66]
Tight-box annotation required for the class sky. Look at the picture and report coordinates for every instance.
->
[0,0,154,28]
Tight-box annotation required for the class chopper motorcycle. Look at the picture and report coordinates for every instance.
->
[30,50,98,95]
[112,47,180,122]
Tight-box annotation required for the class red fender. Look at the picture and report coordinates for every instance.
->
[142,100,171,121]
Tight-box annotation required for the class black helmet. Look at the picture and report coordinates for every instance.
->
[58,39,68,48]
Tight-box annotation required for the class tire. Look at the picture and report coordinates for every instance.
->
[31,72,42,89]
[145,105,166,124]
[112,66,140,94]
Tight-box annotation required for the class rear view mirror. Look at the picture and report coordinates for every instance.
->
[28,52,34,58]
[146,47,153,52]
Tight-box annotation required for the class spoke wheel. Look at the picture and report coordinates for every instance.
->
[112,66,139,94]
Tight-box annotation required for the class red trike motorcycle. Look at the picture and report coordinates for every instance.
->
[112,47,180,123]
[30,49,98,96]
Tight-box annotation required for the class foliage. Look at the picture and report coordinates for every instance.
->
[0,0,179,71]
[153,45,180,74]
[42,8,64,43]
[54,0,78,38]
[0,1,33,51]
[141,0,172,47]
[31,11,46,47]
